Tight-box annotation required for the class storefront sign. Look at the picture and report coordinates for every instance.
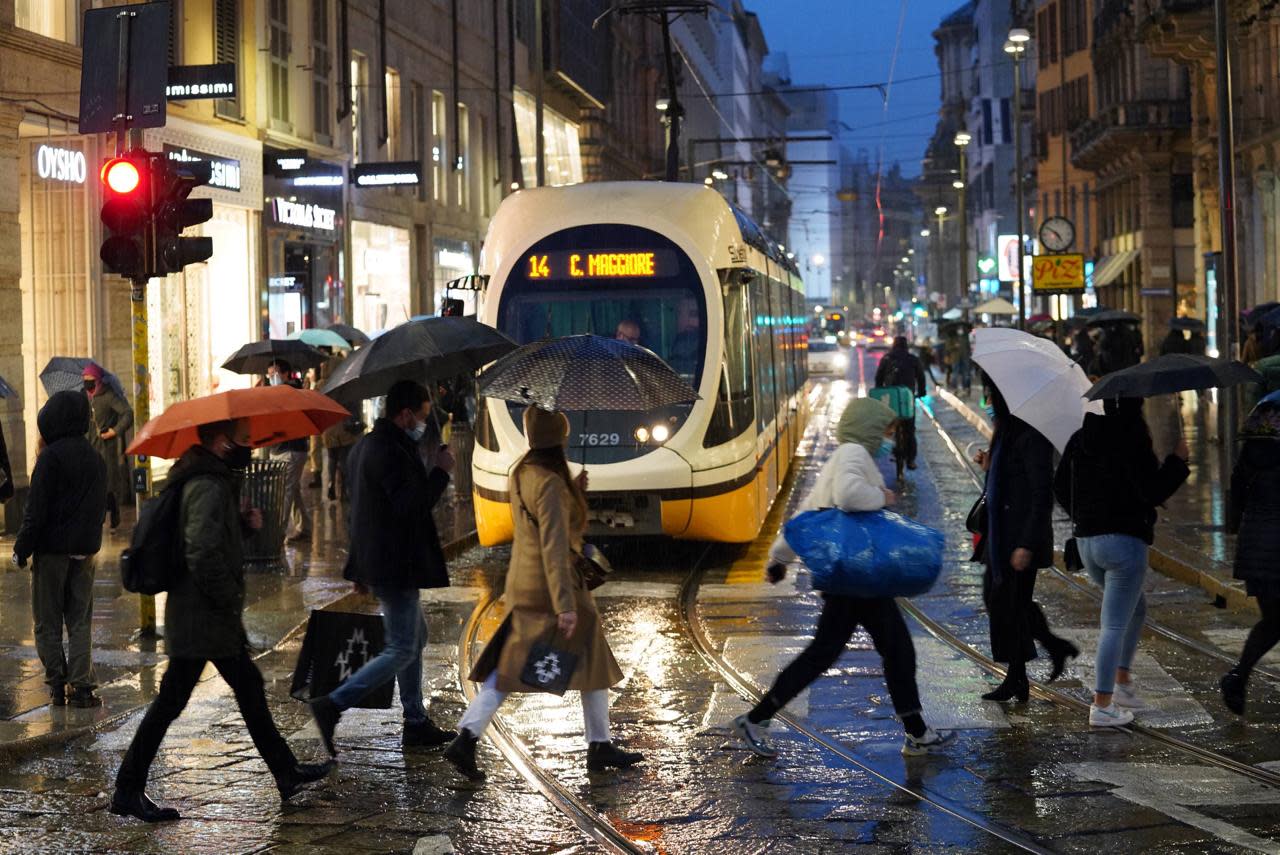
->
[351,161,422,187]
[271,198,337,232]
[997,234,1021,282]
[163,145,241,192]
[166,64,237,100]
[1031,253,1085,293]
[524,250,677,281]
[34,145,88,184]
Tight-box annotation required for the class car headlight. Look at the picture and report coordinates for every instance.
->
[634,426,651,443]
[651,423,671,443]
[834,354,848,368]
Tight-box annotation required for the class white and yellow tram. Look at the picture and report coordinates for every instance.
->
[471,181,808,545]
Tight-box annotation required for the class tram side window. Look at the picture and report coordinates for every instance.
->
[704,278,755,447]
[782,283,797,397]
[751,275,777,429]
[772,278,792,401]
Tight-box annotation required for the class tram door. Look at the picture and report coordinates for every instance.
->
[751,274,780,521]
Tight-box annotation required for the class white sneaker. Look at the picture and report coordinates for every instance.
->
[731,714,777,758]
[1089,702,1134,727]
[1114,683,1149,710]
[901,727,955,756]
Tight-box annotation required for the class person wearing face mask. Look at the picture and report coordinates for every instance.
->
[309,380,459,755]
[733,397,954,759]
[265,360,311,542]
[83,363,133,530]
[110,419,332,822]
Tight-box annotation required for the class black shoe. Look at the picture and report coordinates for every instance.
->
[68,688,102,708]
[981,673,1030,703]
[50,685,66,707]
[327,485,336,501]
[277,760,334,802]
[1221,670,1247,716]
[108,493,120,530]
[403,718,457,748]
[109,789,180,823]
[443,729,485,781]
[1048,641,1080,683]
[587,741,644,772]
[309,696,341,756]
[907,461,918,470]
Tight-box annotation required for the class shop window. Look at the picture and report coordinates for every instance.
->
[351,52,368,164]
[432,90,447,202]
[16,0,78,44]
[513,89,583,187]
[269,0,291,126]
[411,82,427,201]
[214,0,242,120]
[352,222,413,335]
[385,68,402,159]
[456,102,470,209]
[312,0,331,141]
[480,115,491,217]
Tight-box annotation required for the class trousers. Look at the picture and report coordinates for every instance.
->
[328,586,428,723]
[458,671,611,744]
[30,554,97,690]
[750,593,922,724]
[982,565,1071,665]
[116,651,296,791]
[271,449,310,536]
[1237,596,1280,679]
[1077,534,1148,694]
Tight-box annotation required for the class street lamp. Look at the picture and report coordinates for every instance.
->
[934,206,948,308]
[954,130,971,306]
[1005,28,1030,330]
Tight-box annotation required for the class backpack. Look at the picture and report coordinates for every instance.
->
[120,477,191,594]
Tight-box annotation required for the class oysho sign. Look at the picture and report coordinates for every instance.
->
[164,146,242,192]
[272,198,337,232]
[35,145,87,184]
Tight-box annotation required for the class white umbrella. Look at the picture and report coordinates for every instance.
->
[974,297,1019,315]
[972,327,1102,452]
[941,307,963,320]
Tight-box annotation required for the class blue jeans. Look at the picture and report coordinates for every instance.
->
[328,586,427,723]
[1077,534,1148,695]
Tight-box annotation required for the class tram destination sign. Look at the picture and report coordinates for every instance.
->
[524,249,679,281]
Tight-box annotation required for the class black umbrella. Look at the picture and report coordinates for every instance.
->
[1085,354,1262,400]
[321,316,517,402]
[1075,306,1111,317]
[1170,317,1205,332]
[477,335,699,412]
[40,357,126,398]
[0,373,16,399]
[222,339,328,376]
[1245,302,1280,328]
[325,322,371,346]
[1085,309,1142,328]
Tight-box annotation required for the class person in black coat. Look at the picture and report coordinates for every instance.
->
[972,380,1078,703]
[309,380,457,755]
[12,391,107,708]
[874,336,928,469]
[1222,396,1280,714]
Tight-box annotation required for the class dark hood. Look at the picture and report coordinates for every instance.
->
[168,444,234,484]
[38,390,92,442]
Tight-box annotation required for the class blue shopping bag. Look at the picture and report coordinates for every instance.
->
[782,508,944,598]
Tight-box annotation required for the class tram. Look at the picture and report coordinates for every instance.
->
[471,181,808,546]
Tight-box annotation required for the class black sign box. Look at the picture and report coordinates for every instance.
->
[79,1,170,134]
[166,64,237,100]
[351,161,423,187]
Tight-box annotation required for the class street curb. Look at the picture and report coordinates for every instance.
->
[0,529,480,762]
[932,386,1255,612]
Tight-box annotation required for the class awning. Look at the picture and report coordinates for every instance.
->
[445,274,489,292]
[1092,250,1139,287]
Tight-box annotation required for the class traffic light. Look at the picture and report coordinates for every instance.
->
[99,155,152,280]
[151,154,213,274]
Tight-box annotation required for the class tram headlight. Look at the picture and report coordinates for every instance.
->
[834,354,848,369]
[634,426,651,443]
[651,424,671,443]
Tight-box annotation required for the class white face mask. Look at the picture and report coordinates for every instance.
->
[268,374,283,386]
[406,417,427,442]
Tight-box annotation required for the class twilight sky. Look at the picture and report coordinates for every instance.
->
[751,0,965,178]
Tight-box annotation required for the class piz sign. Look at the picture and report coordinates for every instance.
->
[1031,253,1086,293]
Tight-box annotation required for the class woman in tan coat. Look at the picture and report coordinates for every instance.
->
[444,406,641,781]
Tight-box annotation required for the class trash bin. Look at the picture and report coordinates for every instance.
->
[242,459,289,570]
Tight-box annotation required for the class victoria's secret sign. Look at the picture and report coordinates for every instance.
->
[271,197,337,232]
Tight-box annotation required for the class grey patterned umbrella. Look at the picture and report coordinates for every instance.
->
[477,335,699,411]
[321,316,517,402]
[40,357,126,398]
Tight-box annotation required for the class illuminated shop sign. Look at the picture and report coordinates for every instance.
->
[524,250,677,280]
[271,198,337,231]
[34,145,87,184]
[166,64,237,100]
[163,145,241,192]
[351,161,422,187]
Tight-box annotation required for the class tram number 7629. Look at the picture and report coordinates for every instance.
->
[579,432,622,447]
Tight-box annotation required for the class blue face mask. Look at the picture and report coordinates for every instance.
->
[873,439,891,459]
[406,419,427,442]
[985,404,996,421]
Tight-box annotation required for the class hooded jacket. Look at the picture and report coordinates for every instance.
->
[1055,400,1189,544]
[796,398,896,514]
[14,391,107,562]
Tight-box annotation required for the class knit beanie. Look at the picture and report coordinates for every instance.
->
[523,406,569,449]
[82,362,104,380]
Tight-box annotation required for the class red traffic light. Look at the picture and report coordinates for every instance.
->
[101,158,141,194]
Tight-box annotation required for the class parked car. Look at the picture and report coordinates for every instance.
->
[865,327,892,350]
[807,340,848,375]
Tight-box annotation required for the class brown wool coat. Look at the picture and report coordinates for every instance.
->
[470,462,622,693]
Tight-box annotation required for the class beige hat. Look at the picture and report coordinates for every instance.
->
[523,406,569,450]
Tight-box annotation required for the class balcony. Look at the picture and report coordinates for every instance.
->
[1070,100,1192,171]
[1137,0,1214,63]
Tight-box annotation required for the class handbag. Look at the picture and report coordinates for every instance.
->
[519,630,579,696]
[289,610,393,708]
[783,508,945,598]
[964,493,987,535]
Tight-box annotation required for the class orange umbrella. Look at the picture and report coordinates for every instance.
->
[127,385,350,459]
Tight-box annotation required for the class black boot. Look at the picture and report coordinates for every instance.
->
[587,741,644,772]
[1047,640,1080,683]
[109,789,180,823]
[108,493,120,531]
[68,687,102,708]
[277,760,334,802]
[982,665,1030,703]
[444,729,485,781]
[50,684,66,707]
[1221,670,1247,715]
[403,717,457,749]
[308,696,341,756]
